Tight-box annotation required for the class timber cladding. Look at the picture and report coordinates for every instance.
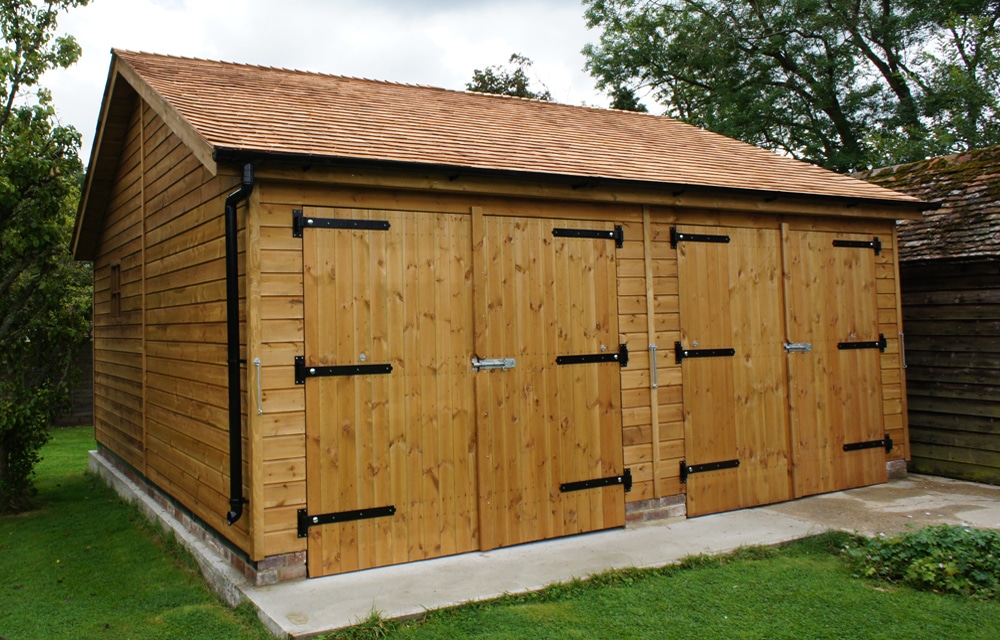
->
[92,97,253,551]
[76,50,929,580]
[900,260,1000,484]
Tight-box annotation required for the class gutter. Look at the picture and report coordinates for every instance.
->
[225,163,254,526]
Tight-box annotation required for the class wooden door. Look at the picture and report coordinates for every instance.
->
[301,208,478,577]
[675,226,792,516]
[783,228,887,497]
[474,216,625,549]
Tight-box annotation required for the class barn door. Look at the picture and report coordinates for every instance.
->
[674,226,792,516]
[301,208,478,577]
[783,228,888,497]
[474,216,625,550]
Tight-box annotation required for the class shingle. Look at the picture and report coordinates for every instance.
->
[856,147,1000,262]
[115,50,919,205]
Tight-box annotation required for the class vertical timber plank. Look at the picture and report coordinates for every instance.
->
[246,187,265,561]
[471,206,494,550]
[642,208,661,498]
[140,101,148,477]
[385,210,408,566]
[891,225,911,461]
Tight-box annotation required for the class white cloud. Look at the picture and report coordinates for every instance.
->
[41,0,608,162]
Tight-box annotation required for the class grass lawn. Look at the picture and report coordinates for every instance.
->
[0,426,271,640]
[6,427,1000,640]
[353,535,1000,640]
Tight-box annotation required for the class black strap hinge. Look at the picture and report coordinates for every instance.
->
[556,343,628,367]
[833,237,882,255]
[680,458,740,483]
[670,227,731,248]
[844,435,893,453]
[297,505,396,538]
[552,225,624,248]
[561,468,632,493]
[293,208,391,237]
[675,342,736,364]
[837,333,886,352]
[295,356,393,384]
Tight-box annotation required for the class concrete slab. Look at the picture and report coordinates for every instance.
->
[761,474,1000,536]
[89,450,1000,639]
[243,508,824,638]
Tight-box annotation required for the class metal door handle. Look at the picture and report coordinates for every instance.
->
[472,357,516,371]
[784,342,813,354]
[649,344,658,388]
[253,357,263,414]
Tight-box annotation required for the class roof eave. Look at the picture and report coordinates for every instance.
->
[212,146,935,216]
[73,51,222,261]
[73,54,133,261]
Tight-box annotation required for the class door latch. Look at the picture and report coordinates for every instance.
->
[784,342,813,354]
[472,357,516,371]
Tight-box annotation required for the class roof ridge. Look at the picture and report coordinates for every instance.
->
[862,144,1000,177]
[113,48,451,92]
[113,48,676,117]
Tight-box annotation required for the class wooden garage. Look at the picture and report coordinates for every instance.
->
[73,50,929,582]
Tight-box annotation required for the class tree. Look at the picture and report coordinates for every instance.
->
[467,53,553,101]
[582,0,1000,171]
[0,0,91,513]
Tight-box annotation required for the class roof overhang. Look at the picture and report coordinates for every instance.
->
[72,51,218,261]
[213,147,936,219]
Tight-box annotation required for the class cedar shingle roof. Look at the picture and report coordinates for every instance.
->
[857,146,1000,262]
[112,49,918,205]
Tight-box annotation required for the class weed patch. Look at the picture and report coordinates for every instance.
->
[845,524,1000,600]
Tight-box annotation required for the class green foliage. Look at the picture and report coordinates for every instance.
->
[467,53,553,101]
[846,525,1000,600]
[608,85,647,112]
[583,0,1000,170]
[0,0,92,513]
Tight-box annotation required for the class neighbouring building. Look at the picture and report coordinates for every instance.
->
[860,146,1000,485]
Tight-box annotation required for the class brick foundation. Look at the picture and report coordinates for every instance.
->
[887,458,908,480]
[625,494,686,524]
[92,447,306,586]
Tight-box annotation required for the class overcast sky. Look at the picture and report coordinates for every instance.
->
[42,0,612,163]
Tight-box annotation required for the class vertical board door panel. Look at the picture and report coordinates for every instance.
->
[784,229,886,497]
[475,216,624,550]
[676,226,792,516]
[303,209,478,577]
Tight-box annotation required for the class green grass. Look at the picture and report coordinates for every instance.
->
[0,426,271,640]
[328,535,1000,640]
[9,428,1000,640]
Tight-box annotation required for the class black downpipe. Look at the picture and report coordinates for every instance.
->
[225,163,254,526]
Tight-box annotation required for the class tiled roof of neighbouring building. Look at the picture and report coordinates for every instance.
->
[857,146,1000,261]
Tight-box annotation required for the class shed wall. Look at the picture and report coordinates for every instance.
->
[91,99,252,553]
[901,260,1000,484]
[93,100,144,469]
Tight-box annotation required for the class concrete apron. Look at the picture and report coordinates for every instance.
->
[89,453,1000,639]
